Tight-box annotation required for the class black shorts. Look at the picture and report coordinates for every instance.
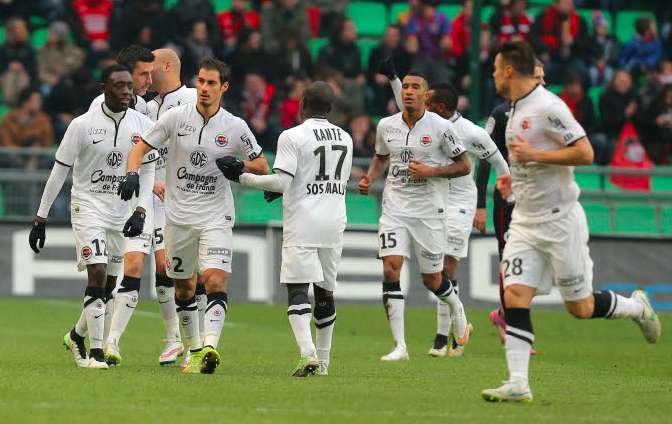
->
[493,188,514,260]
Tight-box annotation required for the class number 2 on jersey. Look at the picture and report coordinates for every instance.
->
[313,145,348,181]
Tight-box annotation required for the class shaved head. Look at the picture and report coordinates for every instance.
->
[150,48,182,93]
[302,81,335,118]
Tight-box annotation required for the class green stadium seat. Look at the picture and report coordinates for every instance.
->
[582,202,611,234]
[481,6,495,23]
[661,206,672,235]
[358,39,378,69]
[528,6,544,19]
[614,204,658,235]
[0,184,5,218]
[309,37,328,61]
[652,174,672,192]
[347,2,387,37]
[164,0,178,9]
[389,2,408,24]
[237,190,283,224]
[213,0,232,13]
[575,168,602,190]
[31,28,49,49]
[547,84,563,95]
[0,26,5,44]
[577,9,613,34]
[29,16,48,28]
[588,86,604,120]
[0,103,8,120]
[438,5,461,20]
[615,11,656,43]
[346,194,379,225]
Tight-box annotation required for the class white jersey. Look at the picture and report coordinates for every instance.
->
[375,111,466,219]
[505,85,586,223]
[273,118,353,248]
[56,103,156,229]
[89,93,150,117]
[142,103,263,229]
[444,112,500,209]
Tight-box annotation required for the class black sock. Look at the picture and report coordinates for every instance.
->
[175,296,197,312]
[313,294,336,329]
[432,276,453,298]
[504,307,534,344]
[592,291,616,318]
[382,281,403,304]
[196,282,206,296]
[205,292,229,314]
[155,273,173,288]
[433,334,448,349]
[118,276,140,293]
[84,286,104,306]
[104,279,116,302]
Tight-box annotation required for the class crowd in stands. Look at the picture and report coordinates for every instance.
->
[1,0,672,167]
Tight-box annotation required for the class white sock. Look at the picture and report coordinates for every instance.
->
[314,297,336,365]
[436,300,452,336]
[83,287,106,350]
[176,296,202,351]
[288,304,316,357]
[383,283,406,350]
[103,298,114,343]
[610,293,645,319]
[74,309,88,337]
[107,289,138,346]
[196,284,207,344]
[156,282,181,342]
[505,325,534,383]
[435,277,461,310]
[203,292,228,348]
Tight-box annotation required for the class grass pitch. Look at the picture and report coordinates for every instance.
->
[0,297,670,423]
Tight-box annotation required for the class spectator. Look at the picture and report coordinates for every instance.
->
[279,78,307,129]
[587,13,619,87]
[261,0,311,54]
[227,29,272,92]
[318,17,364,81]
[448,0,491,79]
[169,0,221,48]
[640,59,672,111]
[348,114,376,178]
[638,84,672,164]
[396,0,423,29]
[0,17,34,106]
[109,0,170,51]
[489,0,534,47]
[367,25,412,115]
[306,0,348,36]
[618,17,664,76]
[218,0,260,53]
[235,72,279,149]
[38,22,85,94]
[180,20,215,85]
[406,0,452,82]
[531,0,590,84]
[44,67,99,140]
[317,66,365,128]
[600,70,638,142]
[273,28,313,85]
[0,88,54,169]
[70,0,114,55]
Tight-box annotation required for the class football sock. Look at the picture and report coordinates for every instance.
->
[504,308,534,383]
[434,275,460,309]
[382,282,406,350]
[108,276,139,345]
[156,273,180,342]
[83,286,106,350]
[313,290,336,365]
[287,285,316,357]
[592,290,644,319]
[74,309,88,337]
[195,282,207,343]
[203,292,228,348]
[103,277,116,342]
[434,301,451,349]
[175,295,202,352]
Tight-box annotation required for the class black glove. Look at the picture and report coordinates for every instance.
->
[118,172,140,200]
[216,156,244,182]
[29,220,46,253]
[264,191,283,203]
[123,210,145,238]
[378,56,397,81]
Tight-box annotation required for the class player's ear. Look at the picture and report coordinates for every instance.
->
[221,81,229,94]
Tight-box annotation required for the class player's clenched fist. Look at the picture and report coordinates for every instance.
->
[28,219,46,253]
[118,172,140,200]
[216,156,244,182]
[123,210,145,237]
[496,175,513,200]
[359,175,371,195]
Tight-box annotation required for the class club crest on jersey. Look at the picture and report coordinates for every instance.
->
[215,134,228,147]
[190,150,208,168]
[81,246,92,260]
[522,119,531,130]
[421,135,432,146]
[106,151,123,168]
[131,134,142,145]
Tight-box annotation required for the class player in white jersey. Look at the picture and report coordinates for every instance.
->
[119,58,269,374]
[481,41,661,403]
[104,48,198,367]
[359,72,471,362]
[29,65,155,369]
[218,82,352,377]
[89,45,154,117]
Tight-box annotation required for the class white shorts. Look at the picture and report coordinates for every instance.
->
[164,223,233,279]
[502,202,593,301]
[72,222,125,276]
[280,244,343,291]
[378,213,444,274]
[125,201,166,254]
[444,206,475,259]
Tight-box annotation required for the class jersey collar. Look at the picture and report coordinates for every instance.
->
[160,85,184,103]
[449,111,461,123]
[101,101,127,124]
[511,84,541,107]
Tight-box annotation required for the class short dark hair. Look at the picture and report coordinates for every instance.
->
[199,57,231,84]
[116,45,154,72]
[429,82,458,112]
[101,64,131,84]
[303,81,335,116]
[499,41,535,77]
[404,70,429,85]
[635,17,652,36]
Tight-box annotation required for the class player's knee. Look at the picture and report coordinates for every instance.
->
[174,278,195,300]
[86,264,107,287]
[203,271,228,293]
[421,272,441,291]
[504,285,534,308]
[124,254,144,278]
[383,259,402,282]
[287,284,310,306]
[442,256,457,279]
[565,299,593,319]
[155,261,167,276]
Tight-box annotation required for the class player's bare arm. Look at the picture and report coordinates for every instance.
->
[126,139,153,173]
[510,135,594,166]
[408,152,470,179]
[242,155,270,175]
[359,154,389,195]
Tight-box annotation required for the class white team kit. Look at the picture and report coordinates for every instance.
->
[375,111,466,273]
[443,112,504,259]
[126,86,197,255]
[54,103,155,275]
[502,85,592,301]
[272,118,353,291]
[141,103,263,279]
